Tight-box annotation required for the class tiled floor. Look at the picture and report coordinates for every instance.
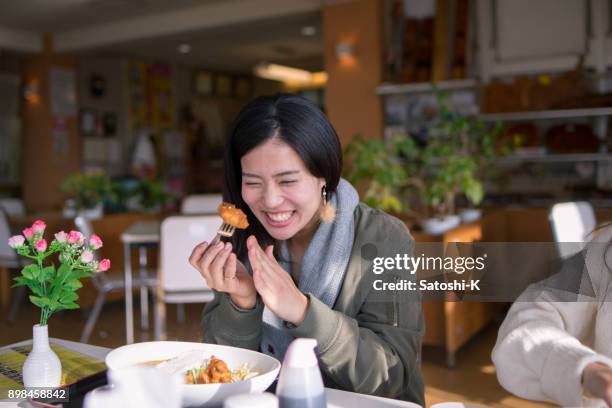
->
[1,298,553,407]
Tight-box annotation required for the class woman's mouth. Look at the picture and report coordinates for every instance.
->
[264,211,295,227]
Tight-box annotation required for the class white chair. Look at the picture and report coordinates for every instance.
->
[74,216,156,343]
[0,198,25,217]
[2,207,33,321]
[155,215,217,340]
[180,194,222,215]
[1,208,22,312]
[549,201,597,259]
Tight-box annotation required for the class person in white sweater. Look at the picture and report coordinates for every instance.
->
[492,226,612,407]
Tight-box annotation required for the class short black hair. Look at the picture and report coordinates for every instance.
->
[222,93,342,259]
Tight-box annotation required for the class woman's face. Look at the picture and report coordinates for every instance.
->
[241,138,325,241]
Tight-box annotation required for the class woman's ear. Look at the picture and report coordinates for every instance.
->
[318,178,326,191]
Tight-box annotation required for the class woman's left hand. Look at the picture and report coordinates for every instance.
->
[246,235,308,326]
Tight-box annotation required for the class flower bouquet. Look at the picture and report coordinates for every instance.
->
[8,219,110,387]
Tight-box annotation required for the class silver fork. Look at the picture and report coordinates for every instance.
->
[209,222,236,246]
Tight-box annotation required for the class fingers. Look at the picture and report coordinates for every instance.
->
[265,245,274,259]
[247,235,258,250]
[252,261,271,297]
[188,241,209,268]
[225,252,237,279]
[210,242,233,287]
[192,241,225,287]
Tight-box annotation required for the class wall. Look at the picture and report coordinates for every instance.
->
[21,35,80,212]
[323,0,384,146]
[77,55,128,176]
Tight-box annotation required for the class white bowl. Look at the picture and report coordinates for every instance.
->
[458,209,482,223]
[105,341,281,407]
[421,215,461,235]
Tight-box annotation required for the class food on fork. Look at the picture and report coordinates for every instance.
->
[218,202,249,229]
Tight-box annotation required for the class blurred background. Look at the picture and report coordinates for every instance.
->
[0,1,610,406]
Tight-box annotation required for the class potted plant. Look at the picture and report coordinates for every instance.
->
[121,179,171,213]
[61,173,114,219]
[414,93,503,230]
[136,179,170,212]
[345,93,506,235]
[343,135,407,215]
[8,220,110,387]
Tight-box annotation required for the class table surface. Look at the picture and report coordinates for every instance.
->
[120,220,161,244]
[0,338,420,408]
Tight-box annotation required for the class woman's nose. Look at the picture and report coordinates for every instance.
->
[263,184,283,208]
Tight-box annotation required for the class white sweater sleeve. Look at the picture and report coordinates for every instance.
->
[492,242,612,406]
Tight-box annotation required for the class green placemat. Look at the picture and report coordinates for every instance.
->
[0,343,106,398]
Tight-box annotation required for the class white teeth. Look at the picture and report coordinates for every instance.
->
[267,211,292,222]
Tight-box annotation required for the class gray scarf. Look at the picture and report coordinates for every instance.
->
[260,178,359,361]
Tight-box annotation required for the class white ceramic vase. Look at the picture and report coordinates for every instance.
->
[22,324,62,388]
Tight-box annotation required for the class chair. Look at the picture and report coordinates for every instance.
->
[74,216,156,343]
[180,194,222,215]
[549,201,597,259]
[0,208,23,312]
[0,198,25,217]
[155,215,217,340]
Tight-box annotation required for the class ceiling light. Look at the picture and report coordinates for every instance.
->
[254,63,312,83]
[178,44,191,54]
[301,26,317,36]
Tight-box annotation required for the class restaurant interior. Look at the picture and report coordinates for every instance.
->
[0,0,611,407]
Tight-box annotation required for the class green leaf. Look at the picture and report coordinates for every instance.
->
[21,264,39,280]
[57,263,71,280]
[13,276,32,288]
[60,291,78,304]
[61,302,79,310]
[41,265,55,281]
[29,295,48,308]
[64,279,83,290]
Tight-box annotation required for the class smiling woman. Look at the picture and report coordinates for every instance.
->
[189,93,425,405]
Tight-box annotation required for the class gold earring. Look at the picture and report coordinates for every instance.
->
[320,185,336,222]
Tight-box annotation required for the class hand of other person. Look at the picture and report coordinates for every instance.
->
[583,361,612,407]
[246,235,308,325]
[189,241,257,309]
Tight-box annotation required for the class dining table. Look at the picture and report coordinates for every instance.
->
[120,220,161,344]
[0,338,421,408]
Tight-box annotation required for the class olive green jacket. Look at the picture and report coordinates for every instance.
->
[202,203,425,406]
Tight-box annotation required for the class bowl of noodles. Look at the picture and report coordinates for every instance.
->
[105,341,281,407]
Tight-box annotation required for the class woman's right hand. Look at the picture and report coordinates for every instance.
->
[583,362,612,407]
[189,241,257,309]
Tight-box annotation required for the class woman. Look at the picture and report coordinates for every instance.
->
[189,94,424,404]
[492,224,612,407]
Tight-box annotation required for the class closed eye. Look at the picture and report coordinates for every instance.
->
[280,180,297,185]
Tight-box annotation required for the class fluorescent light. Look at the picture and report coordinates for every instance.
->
[254,63,312,82]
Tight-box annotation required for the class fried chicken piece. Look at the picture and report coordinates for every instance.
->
[218,202,249,229]
[204,356,232,384]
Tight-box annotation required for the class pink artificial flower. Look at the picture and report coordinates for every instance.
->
[81,250,94,263]
[35,239,47,252]
[67,230,84,245]
[31,220,46,234]
[97,258,111,272]
[8,235,25,248]
[22,227,34,240]
[89,234,103,250]
[54,231,67,243]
